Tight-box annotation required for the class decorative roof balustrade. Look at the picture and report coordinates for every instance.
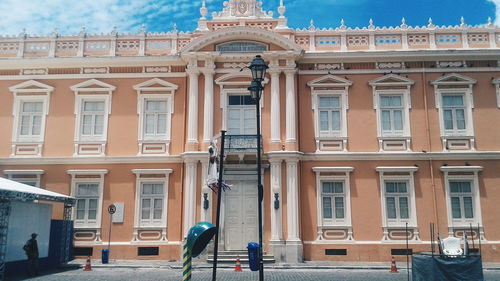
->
[0,1,498,59]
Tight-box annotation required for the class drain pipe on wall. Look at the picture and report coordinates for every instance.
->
[421,62,440,231]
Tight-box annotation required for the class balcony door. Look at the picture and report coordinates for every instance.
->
[227,94,256,135]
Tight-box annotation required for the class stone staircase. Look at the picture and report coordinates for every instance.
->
[207,250,275,264]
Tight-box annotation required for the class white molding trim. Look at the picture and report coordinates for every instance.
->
[9,80,54,93]
[3,169,45,188]
[136,93,174,156]
[133,78,179,92]
[131,169,172,242]
[492,77,500,108]
[308,76,351,152]
[368,73,415,87]
[376,166,419,241]
[312,166,354,241]
[440,165,484,235]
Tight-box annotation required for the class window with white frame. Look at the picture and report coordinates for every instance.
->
[80,100,105,138]
[441,166,483,227]
[379,95,404,136]
[449,181,474,220]
[307,75,352,152]
[10,80,53,148]
[431,73,476,139]
[75,182,100,224]
[67,169,107,229]
[318,95,342,137]
[131,169,172,241]
[442,94,467,134]
[321,181,346,223]
[376,166,418,229]
[227,94,256,135]
[134,79,178,155]
[139,182,165,225]
[3,169,44,188]
[144,100,169,138]
[71,79,115,156]
[313,167,354,240]
[384,181,410,223]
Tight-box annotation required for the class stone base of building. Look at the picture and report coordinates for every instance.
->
[285,240,303,263]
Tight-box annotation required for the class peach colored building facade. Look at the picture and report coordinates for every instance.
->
[1,0,500,263]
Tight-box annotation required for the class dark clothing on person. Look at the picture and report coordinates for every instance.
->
[23,236,39,276]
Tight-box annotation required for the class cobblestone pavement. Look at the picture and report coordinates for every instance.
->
[7,268,500,281]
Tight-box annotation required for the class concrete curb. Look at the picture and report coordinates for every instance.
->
[67,261,500,271]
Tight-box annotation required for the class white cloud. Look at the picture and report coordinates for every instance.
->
[488,0,500,25]
[0,0,201,36]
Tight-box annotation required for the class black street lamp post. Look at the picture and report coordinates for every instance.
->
[248,55,268,281]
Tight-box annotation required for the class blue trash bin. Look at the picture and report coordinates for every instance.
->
[101,249,109,264]
[247,242,260,271]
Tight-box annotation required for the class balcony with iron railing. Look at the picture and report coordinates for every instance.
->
[223,135,262,153]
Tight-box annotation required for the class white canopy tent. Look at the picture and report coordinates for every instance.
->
[0,177,75,204]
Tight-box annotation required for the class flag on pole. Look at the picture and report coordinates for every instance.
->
[206,139,232,193]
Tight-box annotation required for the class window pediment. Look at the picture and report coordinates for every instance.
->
[431,73,476,87]
[9,80,54,94]
[133,78,178,92]
[307,75,352,89]
[369,74,415,87]
[70,79,116,92]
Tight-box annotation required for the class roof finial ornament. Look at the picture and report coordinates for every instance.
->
[173,23,177,33]
[487,16,494,28]
[111,26,118,37]
[140,24,146,35]
[460,16,466,28]
[401,17,408,29]
[427,17,435,28]
[51,27,59,38]
[309,19,316,31]
[340,18,346,30]
[278,0,286,18]
[18,28,26,39]
[368,18,375,30]
[79,26,86,38]
[200,0,207,19]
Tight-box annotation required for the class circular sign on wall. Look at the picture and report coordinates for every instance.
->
[108,204,116,214]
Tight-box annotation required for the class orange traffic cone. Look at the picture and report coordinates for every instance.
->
[84,256,92,271]
[234,255,242,272]
[390,256,398,273]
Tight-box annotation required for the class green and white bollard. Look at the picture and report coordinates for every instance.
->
[182,239,192,281]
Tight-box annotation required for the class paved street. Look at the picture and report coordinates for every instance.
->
[7,268,500,281]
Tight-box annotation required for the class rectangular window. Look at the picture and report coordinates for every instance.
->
[19,102,43,137]
[81,101,105,137]
[140,182,165,225]
[75,183,100,224]
[144,100,168,137]
[321,181,345,221]
[380,95,404,134]
[318,96,341,137]
[384,181,410,222]
[449,181,474,219]
[442,95,466,132]
[227,94,256,135]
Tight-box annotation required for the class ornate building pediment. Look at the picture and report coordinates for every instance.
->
[212,0,273,19]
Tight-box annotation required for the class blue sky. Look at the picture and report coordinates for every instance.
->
[0,0,497,36]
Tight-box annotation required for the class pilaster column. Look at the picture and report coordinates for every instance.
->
[200,160,212,222]
[202,67,215,143]
[187,67,200,149]
[183,158,198,237]
[285,69,297,148]
[269,157,285,262]
[269,68,281,145]
[285,157,302,262]
[270,159,283,241]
